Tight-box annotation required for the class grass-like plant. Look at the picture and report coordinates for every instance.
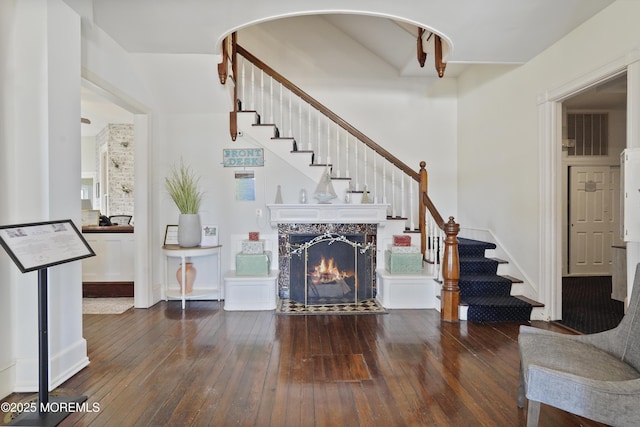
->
[165,159,203,214]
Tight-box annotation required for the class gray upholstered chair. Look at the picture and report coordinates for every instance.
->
[518,263,640,427]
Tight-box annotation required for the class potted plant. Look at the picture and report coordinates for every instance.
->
[165,159,203,247]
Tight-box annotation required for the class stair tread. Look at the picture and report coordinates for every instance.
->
[460,295,543,308]
[500,275,524,283]
[513,295,544,307]
[459,256,498,263]
[462,295,533,307]
[459,275,512,282]
[457,238,497,250]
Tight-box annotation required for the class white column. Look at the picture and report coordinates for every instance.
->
[6,0,88,393]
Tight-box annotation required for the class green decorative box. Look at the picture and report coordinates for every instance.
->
[236,251,271,276]
[385,250,422,274]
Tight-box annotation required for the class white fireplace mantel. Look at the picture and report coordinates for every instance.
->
[267,203,389,226]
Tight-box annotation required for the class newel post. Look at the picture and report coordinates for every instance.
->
[441,216,460,322]
[418,161,427,258]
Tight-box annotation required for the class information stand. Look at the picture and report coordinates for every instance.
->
[0,220,96,426]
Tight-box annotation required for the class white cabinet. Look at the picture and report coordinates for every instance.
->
[82,230,134,282]
[622,148,640,241]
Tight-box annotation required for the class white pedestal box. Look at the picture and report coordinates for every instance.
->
[376,268,439,309]
[223,271,278,311]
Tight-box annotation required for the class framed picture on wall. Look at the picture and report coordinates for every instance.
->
[201,224,218,246]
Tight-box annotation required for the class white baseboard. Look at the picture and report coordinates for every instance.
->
[0,361,15,400]
[13,338,89,392]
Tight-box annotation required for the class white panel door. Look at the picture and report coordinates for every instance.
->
[569,166,618,275]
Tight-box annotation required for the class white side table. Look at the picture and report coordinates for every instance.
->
[162,245,222,310]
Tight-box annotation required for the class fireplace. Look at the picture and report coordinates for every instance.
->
[278,223,377,305]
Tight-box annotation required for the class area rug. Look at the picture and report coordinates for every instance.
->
[558,276,624,334]
[82,297,134,314]
[277,298,387,315]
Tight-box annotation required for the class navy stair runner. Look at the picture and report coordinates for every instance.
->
[458,238,533,322]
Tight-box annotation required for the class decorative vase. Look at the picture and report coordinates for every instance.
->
[176,262,196,294]
[178,213,201,247]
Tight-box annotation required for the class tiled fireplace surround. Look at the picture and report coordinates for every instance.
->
[268,204,390,301]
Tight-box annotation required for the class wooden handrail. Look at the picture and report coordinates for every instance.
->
[236,44,420,183]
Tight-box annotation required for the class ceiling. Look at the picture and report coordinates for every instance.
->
[81,86,134,137]
[75,0,620,133]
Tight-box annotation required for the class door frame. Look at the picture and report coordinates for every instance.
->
[539,53,638,321]
[81,77,153,308]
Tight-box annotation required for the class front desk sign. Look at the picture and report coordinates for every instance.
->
[223,148,264,167]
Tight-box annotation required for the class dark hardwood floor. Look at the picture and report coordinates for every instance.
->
[2,301,607,426]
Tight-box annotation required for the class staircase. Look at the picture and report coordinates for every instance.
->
[219,35,480,322]
[458,238,541,322]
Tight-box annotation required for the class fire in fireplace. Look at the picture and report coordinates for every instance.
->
[288,232,374,306]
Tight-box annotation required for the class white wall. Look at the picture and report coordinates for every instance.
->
[0,0,16,401]
[457,0,640,310]
[0,0,88,395]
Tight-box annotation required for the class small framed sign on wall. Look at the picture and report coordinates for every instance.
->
[235,170,255,201]
[223,148,264,167]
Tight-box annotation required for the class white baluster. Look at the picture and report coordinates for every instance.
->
[250,63,255,111]
[260,70,264,119]
[344,130,349,179]
[373,154,378,203]
[279,83,283,132]
[391,168,397,218]
[410,179,415,231]
[307,103,312,151]
[335,123,340,178]
[382,161,387,206]
[431,218,437,264]
[354,138,359,191]
[269,78,274,124]
[363,146,368,190]
[401,174,406,219]
[439,229,445,281]
[327,119,331,167]
[317,110,322,164]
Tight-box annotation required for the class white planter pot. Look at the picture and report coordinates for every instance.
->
[178,214,201,247]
